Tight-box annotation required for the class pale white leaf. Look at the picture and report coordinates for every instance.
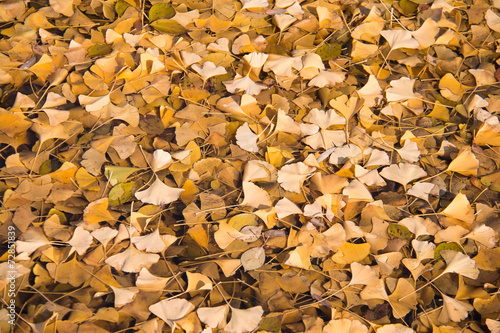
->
[407,182,438,202]
[277,162,316,193]
[380,29,419,50]
[135,177,184,206]
[441,250,479,279]
[397,140,420,163]
[385,77,418,102]
[357,75,382,107]
[225,306,264,333]
[91,227,118,248]
[241,181,272,208]
[308,70,345,88]
[131,229,177,253]
[67,226,93,255]
[379,163,427,189]
[224,75,267,95]
[275,197,302,219]
[191,61,227,81]
[349,262,378,286]
[104,244,160,273]
[241,247,266,271]
[197,305,229,328]
[149,298,195,323]
[235,123,259,153]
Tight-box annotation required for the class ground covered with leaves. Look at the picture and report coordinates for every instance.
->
[1,0,500,332]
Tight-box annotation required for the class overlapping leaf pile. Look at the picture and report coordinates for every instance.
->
[1,0,500,332]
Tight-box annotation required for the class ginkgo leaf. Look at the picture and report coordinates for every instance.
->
[104,244,160,273]
[376,324,414,333]
[329,144,362,165]
[136,268,172,291]
[380,163,427,189]
[275,197,302,219]
[131,229,177,253]
[407,182,438,202]
[355,166,387,187]
[67,226,93,255]
[446,150,479,176]
[349,262,378,286]
[180,51,202,66]
[380,29,419,50]
[308,70,345,88]
[441,250,479,279]
[186,272,213,291]
[242,160,277,182]
[235,123,259,153]
[91,227,118,248]
[150,149,172,172]
[135,177,184,206]
[486,319,500,333]
[264,55,302,78]
[303,108,346,128]
[412,240,435,260]
[442,193,475,224]
[396,140,420,163]
[284,245,312,269]
[388,278,417,318]
[15,227,51,258]
[273,14,297,31]
[412,18,440,48]
[241,246,266,271]
[243,52,269,69]
[225,306,264,333]
[197,305,229,328]
[385,77,418,102]
[485,9,500,33]
[214,222,262,249]
[224,75,267,95]
[277,162,316,193]
[241,181,272,208]
[438,292,474,323]
[276,108,302,135]
[463,224,496,248]
[300,53,325,79]
[191,61,227,81]
[110,286,138,307]
[42,109,70,126]
[357,75,382,107]
[365,149,390,168]
[323,318,368,333]
[83,198,117,225]
[342,180,374,201]
[399,217,432,238]
[149,298,195,324]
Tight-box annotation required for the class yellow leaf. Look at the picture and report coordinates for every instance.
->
[331,242,371,264]
[83,198,118,225]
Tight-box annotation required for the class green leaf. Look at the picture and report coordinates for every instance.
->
[481,171,500,192]
[87,44,113,57]
[139,115,165,135]
[149,3,175,22]
[387,224,413,241]
[434,242,464,260]
[109,181,137,206]
[104,166,140,186]
[151,19,187,34]
[115,0,131,17]
[409,0,433,4]
[399,0,418,15]
[315,43,342,61]
[40,160,61,175]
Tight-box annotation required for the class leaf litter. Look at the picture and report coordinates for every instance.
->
[1,0,500,332]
